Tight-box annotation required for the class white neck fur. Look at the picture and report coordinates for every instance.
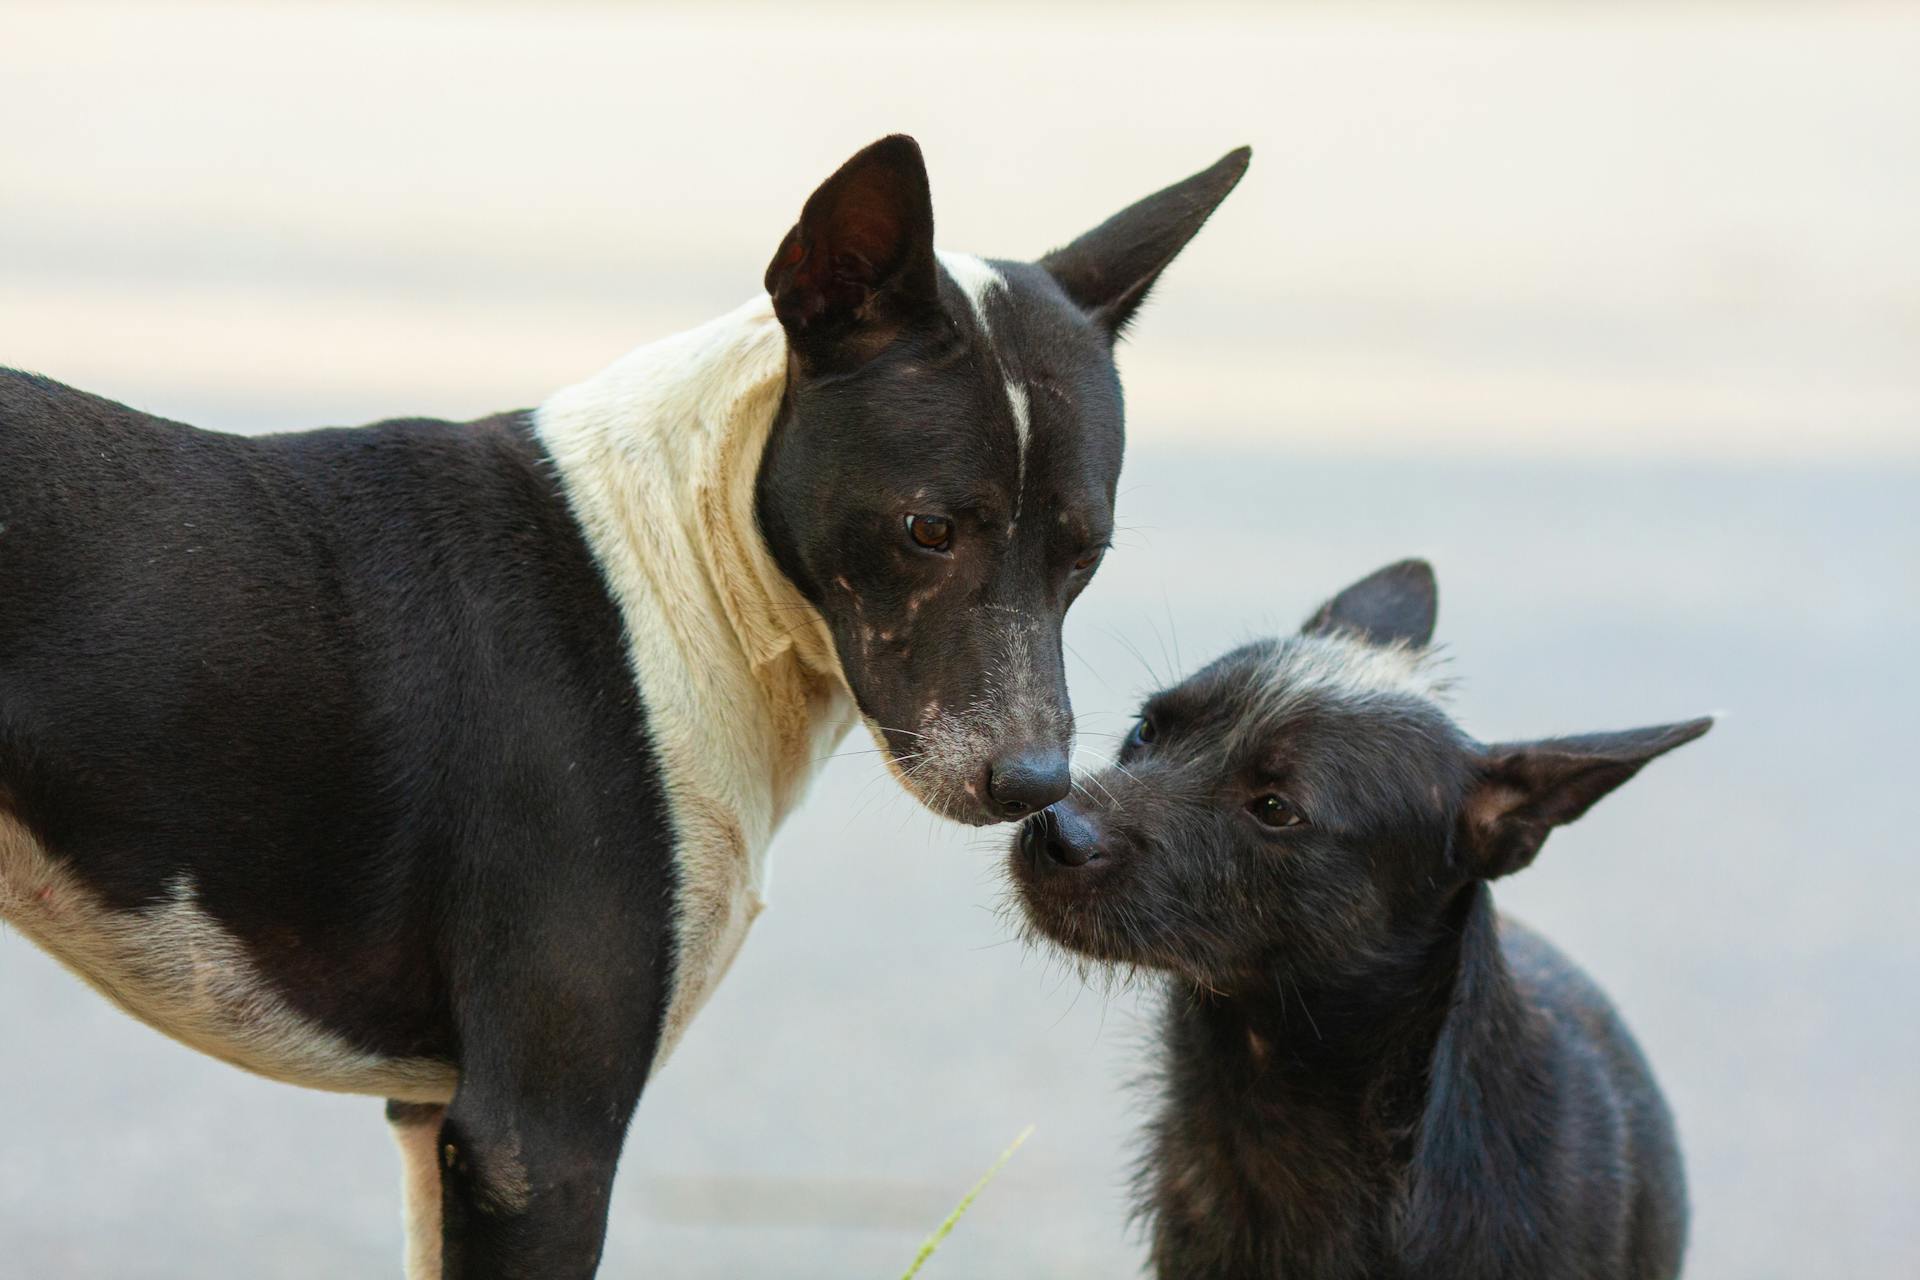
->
[535,296,858,1063]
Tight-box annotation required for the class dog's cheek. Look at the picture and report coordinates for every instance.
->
[1179,828,1267,972]
[1117,851,1198,970]
[1047,898,1098,954]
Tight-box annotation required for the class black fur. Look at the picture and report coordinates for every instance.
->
[1009,559,1705,1279]
[0,378,675,1274]
[757,136,1250,822]
[0,136,1249,1276]
[1041,145,1253,337]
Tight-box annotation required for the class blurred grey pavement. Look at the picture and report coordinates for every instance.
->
[2,3,1917,1277]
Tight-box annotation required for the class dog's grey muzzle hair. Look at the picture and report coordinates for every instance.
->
[891,609,1073,823]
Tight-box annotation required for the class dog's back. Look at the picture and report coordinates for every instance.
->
[0,370,667,1094]
[1481,916,1687,1278]
[1401,906,1686,1279]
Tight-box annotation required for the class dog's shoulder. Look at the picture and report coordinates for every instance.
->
[1,367,215,477]
[1495,912,1688,1269]
[1496,913,1653,1092]
[2,365,147,423]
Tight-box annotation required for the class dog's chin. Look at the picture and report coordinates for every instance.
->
[1018,906,1223,989]
[882,747,1033,827]
[894,772,1009,827]
[1006,868,1143,967]
[1008,859,1223,981]
[858,720,1010,827]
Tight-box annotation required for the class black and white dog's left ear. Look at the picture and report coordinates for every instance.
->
[765,134,940,372]
[1459,718,1713,879]
[1301,559,1438,649]
[1040,144,1251,338]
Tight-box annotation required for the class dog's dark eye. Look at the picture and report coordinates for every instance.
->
[1248,795,1305,829]
[1071,548,1104,573]
[904,514,953,551]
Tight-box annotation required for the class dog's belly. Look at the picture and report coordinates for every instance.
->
[0,814,457,1102]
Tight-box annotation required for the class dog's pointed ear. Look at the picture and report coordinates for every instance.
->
[1301,559,1438,648]
[1459,718,1713,879]
[765,135,940,372]
[1040,146,1250,339]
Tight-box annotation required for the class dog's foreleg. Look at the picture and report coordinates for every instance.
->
[388,1099,449,1279]
[433,1066,646,1279]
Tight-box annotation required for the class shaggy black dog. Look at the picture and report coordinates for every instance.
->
[1010,560,1705,1280]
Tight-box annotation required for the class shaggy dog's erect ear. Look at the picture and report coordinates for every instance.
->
[1040,145,1251,338]
[765,134,940,373]
[1460,718,1714,879]
[1301,559,1439,649]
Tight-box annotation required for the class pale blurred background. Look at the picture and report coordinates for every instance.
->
[1,2,1916,1276]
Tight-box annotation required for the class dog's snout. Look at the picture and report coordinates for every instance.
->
[988,749,1072,818]
[1021,804,1102,868]
[1019,810,1055,865]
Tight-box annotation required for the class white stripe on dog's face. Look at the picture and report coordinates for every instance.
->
[1005,378,1032,450]
[937,251,1031,514]
[0,813,457,1102]
[938,250,1006,333]
[1004,379,1032,525]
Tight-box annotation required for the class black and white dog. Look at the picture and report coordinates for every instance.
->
[0,135,1248,1277]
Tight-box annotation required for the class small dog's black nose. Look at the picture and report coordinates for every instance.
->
[1021,805,1101,868]
[988,749,1071,818]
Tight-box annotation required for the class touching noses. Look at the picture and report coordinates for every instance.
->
[986,748,1071,818]
[1019,803,1103,867]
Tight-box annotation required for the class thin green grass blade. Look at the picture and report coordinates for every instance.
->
[898,1124,1036,1279]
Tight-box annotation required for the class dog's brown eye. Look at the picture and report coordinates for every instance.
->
[1072,548,1103,573]
[1249,795,1304,829]
[905,514,953,551]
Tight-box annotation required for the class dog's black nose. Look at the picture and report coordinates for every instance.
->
[1021,805,1101,868]
[988,750,1071,818]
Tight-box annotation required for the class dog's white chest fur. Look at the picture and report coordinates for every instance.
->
[536,298,856,1067]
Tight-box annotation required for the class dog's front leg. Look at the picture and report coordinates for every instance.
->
[433,1068,642,1279]
[387,1100,449,1279]
[426,915,663,1280]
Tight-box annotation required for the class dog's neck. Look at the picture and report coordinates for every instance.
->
[534,297,858,1059]
[1147,886,1549,1276]
[538,296,846,701]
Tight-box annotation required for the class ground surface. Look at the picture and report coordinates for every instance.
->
[1,3,1916,1276]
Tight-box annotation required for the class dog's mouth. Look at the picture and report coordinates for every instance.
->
[864,716,1072,827]
[864,725,1009,827]
[1006,809,1209,975]
[1009,875,1149,969]
[1006,814,1132,961]
[1010,873,1208,979]
[890,762,1009,827]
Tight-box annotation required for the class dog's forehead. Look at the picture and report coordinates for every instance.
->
[937,251,1102,359]
[1161,635,1457,774]
[1257,634,1452,710]
[935,252,1123,476]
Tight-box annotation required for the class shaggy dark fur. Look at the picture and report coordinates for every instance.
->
[1009,559,1705,1280]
